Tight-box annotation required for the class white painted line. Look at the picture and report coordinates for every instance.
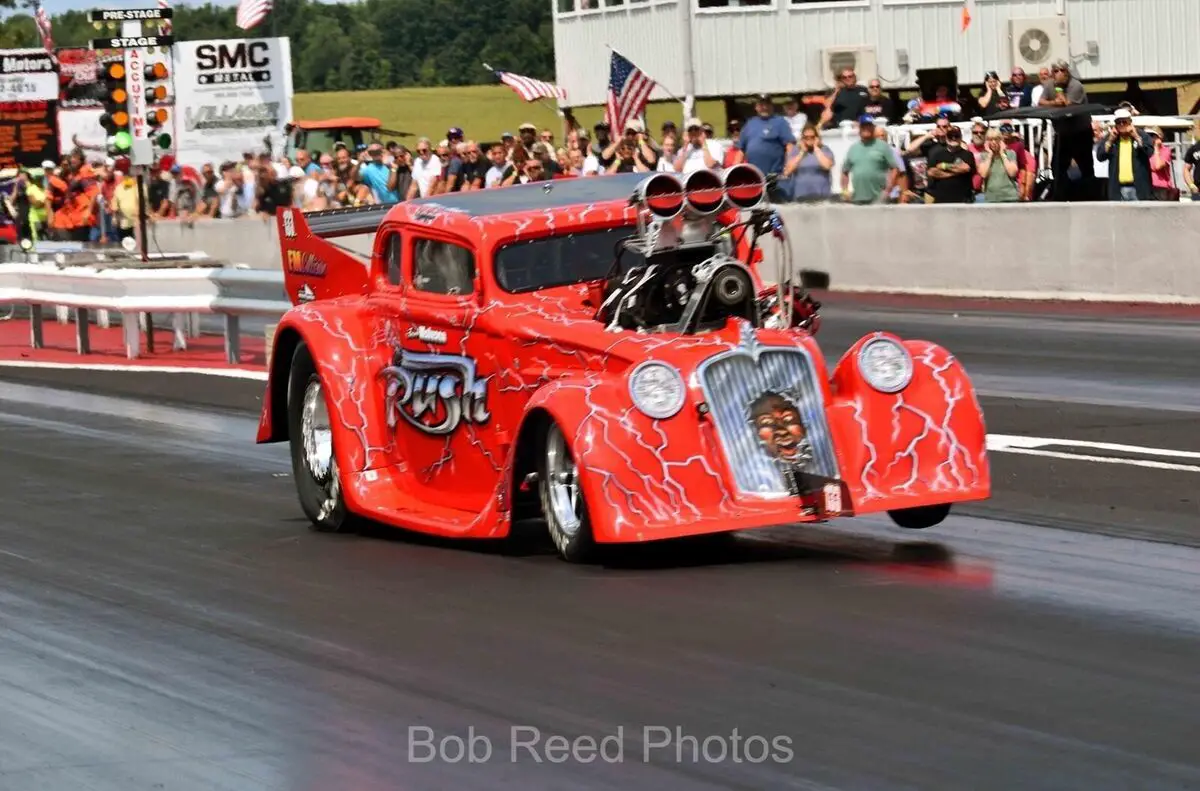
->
[987,434,1200,472]
[0,359,268,380]
[988,433,1200,460]
[988,446,1200,473]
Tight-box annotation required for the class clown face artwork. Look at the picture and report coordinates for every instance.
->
[749,391,815,470]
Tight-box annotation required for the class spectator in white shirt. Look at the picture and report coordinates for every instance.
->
[674,118,722,174]
[407,137,441,199]
[783,97,807,143]
[484,144,507,188]
[1029,68,1051,107]
[658,136,678,171]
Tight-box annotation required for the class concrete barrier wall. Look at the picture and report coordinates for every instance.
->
[147,202,1200,303]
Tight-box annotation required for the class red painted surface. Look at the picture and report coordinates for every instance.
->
[258,173,991,544]
[0,316,266,370]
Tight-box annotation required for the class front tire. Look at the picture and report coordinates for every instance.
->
[287,342,358,533]
[539,421,596,563]
[888,504,951,530]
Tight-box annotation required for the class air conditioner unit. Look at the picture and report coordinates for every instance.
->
[1009,17,1070,73]
[821,47,878,89]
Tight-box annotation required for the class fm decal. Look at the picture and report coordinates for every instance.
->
[285,249,327,277]
[380,348,491,435]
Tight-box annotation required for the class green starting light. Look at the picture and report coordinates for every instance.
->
[155,132,172,149]
[112,130,132,151]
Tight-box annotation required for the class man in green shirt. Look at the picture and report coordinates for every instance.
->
[840,116,898,204]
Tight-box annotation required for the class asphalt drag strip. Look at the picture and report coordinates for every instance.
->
[0,380,1199,790]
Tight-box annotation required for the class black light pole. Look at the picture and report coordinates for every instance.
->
[135,170,149,262]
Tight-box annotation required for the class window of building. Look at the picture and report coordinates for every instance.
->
[385,233,402,286]
[412,239,476,296]
[698,0,772,8]
[557,0,574,12]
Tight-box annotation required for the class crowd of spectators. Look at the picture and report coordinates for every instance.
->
[4,61,1195,245]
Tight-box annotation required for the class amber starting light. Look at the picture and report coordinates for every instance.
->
[107,62,125,80]
[149,85,167,101]
[150,108,168,125]
[112,110,129,127]
[147,62,168,79]
[111,87,127,104]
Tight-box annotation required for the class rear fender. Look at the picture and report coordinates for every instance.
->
[523,374,737,542]
[256,304,394,475]
[827,333,990,513]
[276,206,372,306]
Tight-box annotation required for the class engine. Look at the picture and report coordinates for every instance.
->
[599,168,760,333]
[597,166,819,335]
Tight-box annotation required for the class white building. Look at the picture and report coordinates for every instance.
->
[552,0,1200,108]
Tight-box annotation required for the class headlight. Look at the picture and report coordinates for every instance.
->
[858,337,913,393]
[628,361,686,419]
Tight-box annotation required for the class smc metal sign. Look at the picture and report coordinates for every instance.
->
[170,37,293,167]
[194,42,271,84]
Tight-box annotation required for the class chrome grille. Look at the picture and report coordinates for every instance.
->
[697,341,839,497]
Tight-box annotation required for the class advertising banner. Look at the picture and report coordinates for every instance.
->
[171,37,294,167]
[0,49,58,168]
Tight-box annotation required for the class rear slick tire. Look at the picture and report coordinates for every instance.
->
[539,421,596,563]
[287,342,359,534]
[888,504,952,530]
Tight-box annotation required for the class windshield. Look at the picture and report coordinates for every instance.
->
[494,226,641,293]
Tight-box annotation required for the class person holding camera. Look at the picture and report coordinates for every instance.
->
[1094,108,1151,201]
[673,117,721,174]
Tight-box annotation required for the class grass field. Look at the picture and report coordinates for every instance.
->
[292,84,729,145]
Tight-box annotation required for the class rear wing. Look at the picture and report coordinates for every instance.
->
[275,204,395,306]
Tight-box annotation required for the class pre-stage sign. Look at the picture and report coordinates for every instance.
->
[88,8,173,21]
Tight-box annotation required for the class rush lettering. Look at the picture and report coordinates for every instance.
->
[380,350,491,436]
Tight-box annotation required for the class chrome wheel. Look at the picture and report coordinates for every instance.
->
[301,379,333,483]
[545,423,582,538]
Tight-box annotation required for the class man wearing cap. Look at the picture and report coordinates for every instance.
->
[999,123,1036,200]
[840,115,898,204]
[517,123,538,158]
[924,123,976,203]
[620,119,659,170]
[673,117,722,174]
[733,94,795,201]
[1095,108,1152,201]
[588,121,616,174]
[357,141,401,203]
[1039,59,1094,200]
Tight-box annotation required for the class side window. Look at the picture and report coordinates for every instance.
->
[412,239,476,296]
[386,233,402,286]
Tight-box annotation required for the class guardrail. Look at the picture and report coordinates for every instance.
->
[0,257,290,362]
[5,197,1199,370]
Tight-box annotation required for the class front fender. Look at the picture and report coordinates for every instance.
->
[524,374,738,542]
[256,302,394,475]
[827,333,990,513]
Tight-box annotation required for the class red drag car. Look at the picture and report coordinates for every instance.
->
[257,166,990,561]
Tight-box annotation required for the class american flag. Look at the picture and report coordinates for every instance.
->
[605,51,656,133]
[236,0,272,30]
[34,4,53,54]
[160,0,172,35]
[496,70,565,103]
